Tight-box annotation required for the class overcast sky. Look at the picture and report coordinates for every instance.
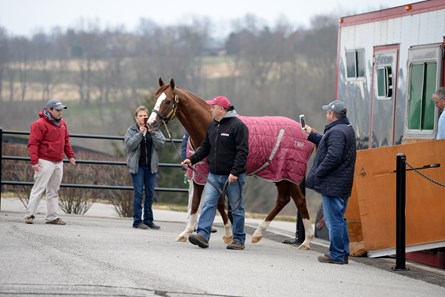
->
[0,0,417,36]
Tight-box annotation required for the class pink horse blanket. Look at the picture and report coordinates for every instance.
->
[186,144,209,185]
[187,116,313,184]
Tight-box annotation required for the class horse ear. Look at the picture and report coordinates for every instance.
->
[170,78,175,90]
[159,77,164,86]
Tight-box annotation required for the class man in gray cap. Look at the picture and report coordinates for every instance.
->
[302,100,356,264]
[46,98,67,110]
[25,98,76,225]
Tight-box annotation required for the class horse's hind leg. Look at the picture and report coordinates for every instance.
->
[176,181,203,242]
[252,181,291,243]
[289,183,314,250]
[217,196,233,244]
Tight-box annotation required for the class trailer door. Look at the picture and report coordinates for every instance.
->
[371,46,399,148]
[405,44,442,141]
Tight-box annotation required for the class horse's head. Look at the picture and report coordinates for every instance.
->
[148,78,179,131]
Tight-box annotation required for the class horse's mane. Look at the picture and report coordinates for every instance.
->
[176,87,206,102]
[173,87,210,110]
[154,84,170,96]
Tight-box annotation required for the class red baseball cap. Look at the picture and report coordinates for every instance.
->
[207,96,231,109]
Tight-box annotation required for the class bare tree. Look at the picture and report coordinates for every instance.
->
[13,37,32,101]
[32,32,58,101]
[0,27,8,102]
[68,19,104,105]
[94,26,128,104]
[177,17,211,90]
[6,64,16,102]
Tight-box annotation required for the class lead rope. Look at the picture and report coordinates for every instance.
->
[160,120,242,213]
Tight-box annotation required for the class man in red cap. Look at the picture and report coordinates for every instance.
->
[182,96,249,250]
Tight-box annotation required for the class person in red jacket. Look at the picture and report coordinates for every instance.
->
[24,98,76,225]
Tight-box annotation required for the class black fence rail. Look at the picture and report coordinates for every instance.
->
[0,128,188,211]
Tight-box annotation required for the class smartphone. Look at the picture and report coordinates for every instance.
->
[143,117,149,129]
[299,114,306,129]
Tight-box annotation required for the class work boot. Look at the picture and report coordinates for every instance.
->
[325,253,348,264]
[227,240,245,250]
[135,224,149,229]
[25,215,35,224]
[45,218,66,225]
[188,232,209,248]
[318,254,343,265]
[146,222,160,230]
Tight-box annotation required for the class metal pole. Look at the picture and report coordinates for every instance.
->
[392,153,409,271]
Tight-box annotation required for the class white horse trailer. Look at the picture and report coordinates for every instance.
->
[331,0,445,268]
[336,0,445,148]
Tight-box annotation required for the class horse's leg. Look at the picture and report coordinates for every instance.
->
[289,183,314,250]
[217,196,233,244]
[176,181,203,242]
[252,181,291,243]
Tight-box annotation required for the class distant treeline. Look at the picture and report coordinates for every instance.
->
[0,14,338,130]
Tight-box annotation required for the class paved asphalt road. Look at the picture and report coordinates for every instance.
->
[1,198,445,297]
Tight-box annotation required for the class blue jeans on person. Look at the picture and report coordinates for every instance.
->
[197,173,246,243]
[131,165,157,227]
[322,195,350,263]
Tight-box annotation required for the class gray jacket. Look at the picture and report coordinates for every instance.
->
[124,123,165,174]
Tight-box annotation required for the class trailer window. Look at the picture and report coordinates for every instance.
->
[408,62,436,130]
[377,66,393,98]
[346,49,365,79]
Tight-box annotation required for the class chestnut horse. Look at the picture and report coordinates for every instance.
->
[148,78,314,250]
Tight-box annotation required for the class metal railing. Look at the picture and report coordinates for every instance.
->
[0,128,188,211]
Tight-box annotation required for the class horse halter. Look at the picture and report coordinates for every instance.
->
[152,92,179,125]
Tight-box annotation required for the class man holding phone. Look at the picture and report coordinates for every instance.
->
[302,100,356,265]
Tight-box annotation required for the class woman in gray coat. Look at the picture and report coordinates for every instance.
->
[124,106,165,229]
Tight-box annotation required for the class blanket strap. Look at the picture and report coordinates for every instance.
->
[250,128,285,175]
[187,139,208,185]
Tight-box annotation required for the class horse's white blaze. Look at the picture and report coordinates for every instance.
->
[148,92,166,125]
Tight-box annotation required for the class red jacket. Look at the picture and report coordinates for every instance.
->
[28,111,75,165]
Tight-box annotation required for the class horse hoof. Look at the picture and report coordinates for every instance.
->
[251,236,262,244]
[223,236,233,244]
[176,235,187,242]
[298,244,310,250]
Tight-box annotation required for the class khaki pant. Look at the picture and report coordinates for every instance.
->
[26,159,63,222]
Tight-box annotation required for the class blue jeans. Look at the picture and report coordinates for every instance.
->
[322,195,350,263]
[131,166,157,227]
[197,173,246,243]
